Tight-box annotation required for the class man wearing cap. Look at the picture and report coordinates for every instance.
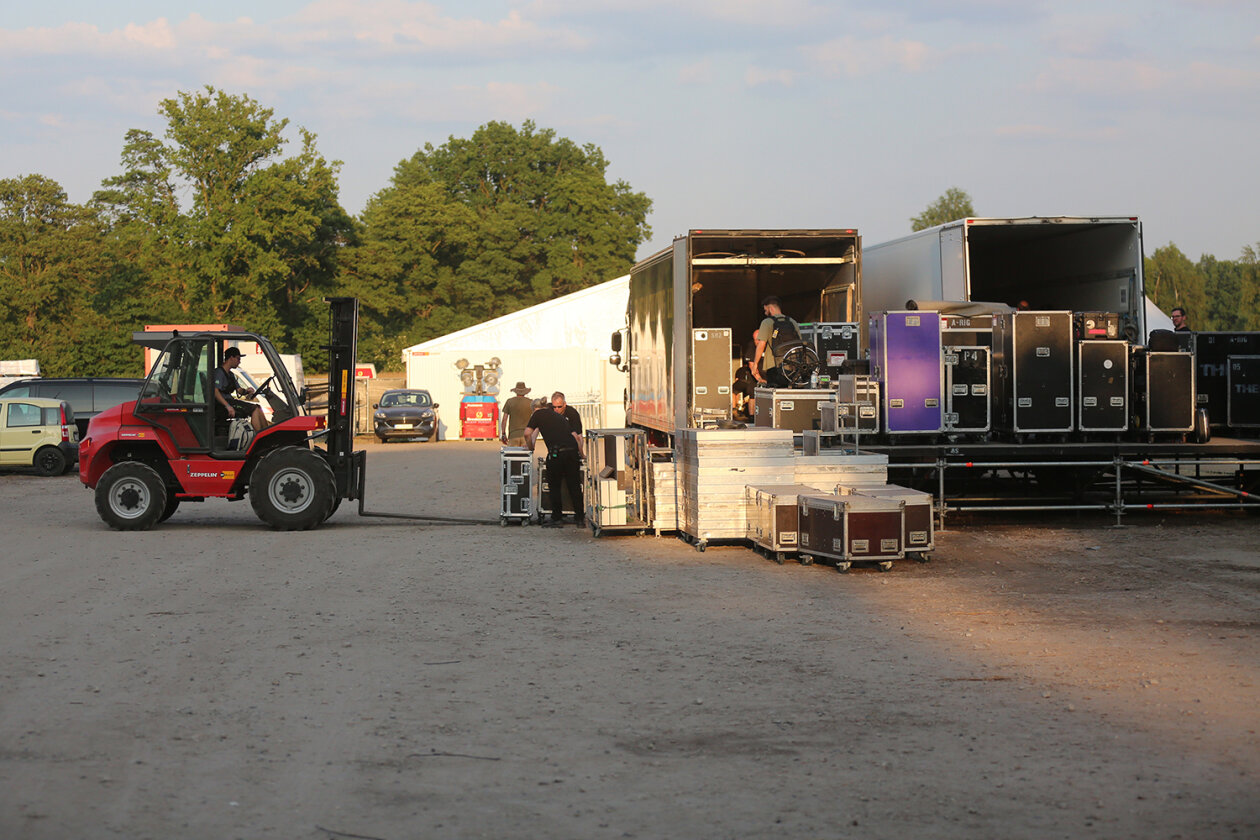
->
[500,381,534,446]
[214,347,266,433]
[752,295,801,388]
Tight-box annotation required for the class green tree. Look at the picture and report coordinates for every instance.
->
[94,87,355,359]
[346,120,651,368]
[0,175,132,375]
[911,187,975,231]
[1145,243,1207,327]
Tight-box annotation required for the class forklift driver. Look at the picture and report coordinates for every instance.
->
[214,347,267,433]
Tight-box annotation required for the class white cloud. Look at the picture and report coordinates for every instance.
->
[745,65,795,87]
[1031,56,1259,99]
[677,59,714,85]
[803,35,935,77]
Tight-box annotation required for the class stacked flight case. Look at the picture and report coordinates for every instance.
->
[800,322,860,383]
[836,482,935,559]
[753,386,834,433]
[535,454,586,523]
[692,327,733,427]
[675,428,796,548]
[744,483,819,563]
[1131,350,1196,435]
[869,311,944,436]
[943,346,991,435]
[1077,341,1129,434]
[1194,332,1260,430]
[500,447,533,525]
[1228,356,1260,430]
[992,311,1074,436]
[797,493,905,572]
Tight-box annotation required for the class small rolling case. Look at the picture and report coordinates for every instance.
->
[797,493,905,572]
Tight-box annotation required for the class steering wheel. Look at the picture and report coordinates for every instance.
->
[252,376,275,398]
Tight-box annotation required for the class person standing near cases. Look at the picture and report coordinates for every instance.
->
[500,381,534,446]
[1170,307,1191,332]
[751,295,802,388]
[525,392,585,527]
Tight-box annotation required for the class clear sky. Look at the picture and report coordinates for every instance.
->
[1,1,1257,263]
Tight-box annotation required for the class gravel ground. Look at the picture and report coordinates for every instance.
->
[0,439,1256,839]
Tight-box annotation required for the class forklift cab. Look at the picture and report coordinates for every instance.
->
[135,333,304,455]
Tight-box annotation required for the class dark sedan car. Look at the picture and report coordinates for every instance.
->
[373,389,438,442]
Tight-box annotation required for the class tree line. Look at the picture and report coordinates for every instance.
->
[0,87,652,376]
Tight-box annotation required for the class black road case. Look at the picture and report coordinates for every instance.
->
[801,322,860,382]
[992,311,1074,435]
[1194,332,1260,428]
[500,447,533,524]
[1132,350,1196,434]
[1228,356,1260,429]
[535,455,586,521]
[1077,341,1129,433]
[943,346,990,434]
[941,313,994,348]
[1074,312,1123,341]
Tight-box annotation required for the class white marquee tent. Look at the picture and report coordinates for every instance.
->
[401,276,630,439]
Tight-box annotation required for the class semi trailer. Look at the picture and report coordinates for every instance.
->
[613,229,862,440]
[862,217,1148,340]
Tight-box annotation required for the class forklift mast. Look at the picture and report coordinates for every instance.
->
[325,296,362,498]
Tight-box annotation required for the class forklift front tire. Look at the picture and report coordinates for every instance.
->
[250,446,335,530]
[96,461,168,531]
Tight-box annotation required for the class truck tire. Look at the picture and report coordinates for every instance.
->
[250,446,335,531]
[33,446,67,477]
[96,462,168,531]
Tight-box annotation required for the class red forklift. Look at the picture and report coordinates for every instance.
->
[80,298,365,530]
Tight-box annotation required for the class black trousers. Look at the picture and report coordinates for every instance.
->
[546,448,583,522]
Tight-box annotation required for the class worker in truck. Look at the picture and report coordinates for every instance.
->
[214,347,267,433]
[751,296,803,388]
[525,392,585,528]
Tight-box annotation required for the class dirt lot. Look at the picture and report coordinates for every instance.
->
[1,440,1257,839]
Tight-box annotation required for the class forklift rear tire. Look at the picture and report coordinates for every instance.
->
[158,495,180,523]
[96,462,168,531]
[250,446,335,530]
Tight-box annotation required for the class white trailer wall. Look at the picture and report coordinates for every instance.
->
[402,276,630,439]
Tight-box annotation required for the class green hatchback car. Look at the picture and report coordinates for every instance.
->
[0,396,79,476]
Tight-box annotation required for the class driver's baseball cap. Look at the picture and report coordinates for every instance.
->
[224,347,244,359]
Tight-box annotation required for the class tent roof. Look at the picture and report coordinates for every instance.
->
[404,274,629,353]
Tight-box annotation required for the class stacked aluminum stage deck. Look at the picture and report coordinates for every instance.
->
[676,427,888,550]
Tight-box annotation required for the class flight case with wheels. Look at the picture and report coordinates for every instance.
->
[500,447,533,525]
[797,492,905,572]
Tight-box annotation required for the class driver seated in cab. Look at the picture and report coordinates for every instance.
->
[214,347,267,433]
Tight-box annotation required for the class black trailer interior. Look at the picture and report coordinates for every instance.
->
[687,230,861,359]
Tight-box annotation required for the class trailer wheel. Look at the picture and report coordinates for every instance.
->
[250,446,335,531]
[96,462,168,531]
[33,446,67,477]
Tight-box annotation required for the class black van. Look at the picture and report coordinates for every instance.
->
[0,378,145,438]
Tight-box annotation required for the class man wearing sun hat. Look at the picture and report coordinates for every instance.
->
[500,381,535,446]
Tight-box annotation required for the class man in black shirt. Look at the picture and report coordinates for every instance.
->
[214,347,266,432]
[525,392,585,527]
